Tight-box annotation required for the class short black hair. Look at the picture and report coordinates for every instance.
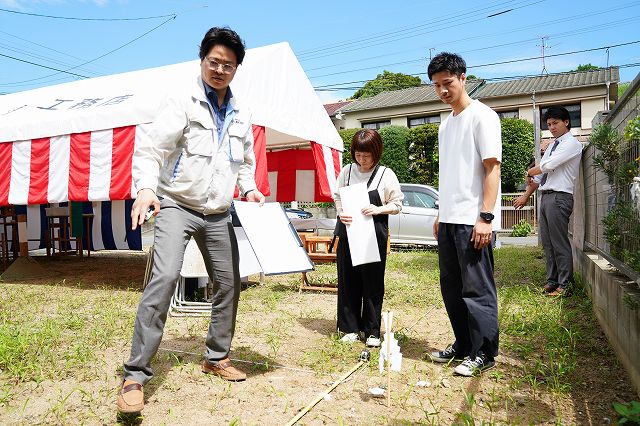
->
[351,129,383,165]
[199,27,246,65]
[427,52,466,80]
[543,105,571,130]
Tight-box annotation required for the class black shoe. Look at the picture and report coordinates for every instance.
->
[429,344,458,363]
[454,355,495,376]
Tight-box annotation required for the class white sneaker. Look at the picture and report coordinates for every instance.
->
[454,355,495,376]
[340,333,359,343]
[365,336,381,347]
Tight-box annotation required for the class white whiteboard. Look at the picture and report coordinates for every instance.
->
[233,201,313,275]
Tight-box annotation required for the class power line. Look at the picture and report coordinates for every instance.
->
[0,53,89,78]
[302,4,638,73]
[313,62,640,92]
[298,0,544,60]
[0,7,176,21]
[311,39,640,87]
[0,15,176,87]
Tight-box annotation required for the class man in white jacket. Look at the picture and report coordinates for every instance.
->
[117,27,264,414]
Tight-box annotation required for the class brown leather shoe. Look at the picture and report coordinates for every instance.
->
[543,282,559,293]
[116,380,144,413]
[546,287,567,297]
[202,358,247,381]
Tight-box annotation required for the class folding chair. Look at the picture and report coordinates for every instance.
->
[168,238,213,317]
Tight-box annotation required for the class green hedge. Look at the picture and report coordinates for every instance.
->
[339,127,410,182]
[378,125,410,183]
[500,118,534,192]
[339,118,534,191]
[406,123,439,186]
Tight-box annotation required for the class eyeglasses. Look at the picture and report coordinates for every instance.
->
[205,57,236,74]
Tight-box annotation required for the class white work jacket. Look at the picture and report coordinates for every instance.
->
[133,75,257,214]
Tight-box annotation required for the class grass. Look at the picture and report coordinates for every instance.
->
[0,247,634,424]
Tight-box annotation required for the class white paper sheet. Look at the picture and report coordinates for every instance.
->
[234,227,263,278]
[339,182,381,266]
[233,201,313,275]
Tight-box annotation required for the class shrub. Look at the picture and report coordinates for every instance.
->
[378,125,410,183]
[501,118,534,192]
[511,219,533,237]
[406,123,439,186]
[338,128,359,166]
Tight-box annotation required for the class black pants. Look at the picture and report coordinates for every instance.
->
[336,234,387,338]
[438,223,499,360]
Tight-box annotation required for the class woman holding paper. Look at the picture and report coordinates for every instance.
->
[334,129,404,348]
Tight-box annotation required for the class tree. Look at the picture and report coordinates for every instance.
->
[378,125,410,183]
[351,71,422,100]
[573,63,599,72]
[338,128,359,166]
[500,118,535,192]
[406,124,440,186]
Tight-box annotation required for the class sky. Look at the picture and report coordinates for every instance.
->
[1,0,639,102]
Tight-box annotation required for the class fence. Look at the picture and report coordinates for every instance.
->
[501,192,537,231]
[294,194,537,233]
[583,72,640,282]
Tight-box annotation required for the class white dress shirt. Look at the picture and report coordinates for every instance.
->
[534,131,582,194]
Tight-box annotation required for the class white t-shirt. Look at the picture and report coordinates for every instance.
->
[438,100,502,230]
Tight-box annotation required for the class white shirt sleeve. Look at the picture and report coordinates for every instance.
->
[474,108,502,162]
[540,140,582,173]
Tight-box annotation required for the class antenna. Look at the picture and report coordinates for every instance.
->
[537,36,550,75]
[429,48,436,62]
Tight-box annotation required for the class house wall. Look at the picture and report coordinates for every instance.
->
[341,85,609,139]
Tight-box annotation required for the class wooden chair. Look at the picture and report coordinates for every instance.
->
[299,234,340,293]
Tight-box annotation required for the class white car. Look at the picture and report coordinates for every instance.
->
[389,184,439,246]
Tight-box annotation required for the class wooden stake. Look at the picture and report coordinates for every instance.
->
[285,359,365,426]
[386,310,392,408]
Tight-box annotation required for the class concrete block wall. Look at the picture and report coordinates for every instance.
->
[573,249,640,396]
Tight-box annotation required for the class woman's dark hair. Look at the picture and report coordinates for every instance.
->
[543,105,572,129]
[351,129,383,165]
[199,27,246,65]
[427,52,466,80]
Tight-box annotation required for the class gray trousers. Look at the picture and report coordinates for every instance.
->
[539,191,574,289]
[123,198,241,385]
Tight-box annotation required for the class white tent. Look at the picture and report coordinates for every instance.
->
[0,42,342,250]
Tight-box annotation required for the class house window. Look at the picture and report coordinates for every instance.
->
[408,115,441,128]
[540,104,581,130]
[362,120,391,130]
[497,110,519,119]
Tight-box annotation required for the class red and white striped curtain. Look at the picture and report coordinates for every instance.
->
[0,124,341,206]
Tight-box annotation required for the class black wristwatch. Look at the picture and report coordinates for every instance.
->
[479,212,494,223]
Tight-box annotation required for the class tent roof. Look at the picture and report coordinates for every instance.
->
[0,42,342,152]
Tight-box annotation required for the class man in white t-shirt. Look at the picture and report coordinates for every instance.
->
[513,105,582,297]
[426,52,502,377]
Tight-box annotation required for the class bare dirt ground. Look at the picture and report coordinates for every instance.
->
[0,249,637,425]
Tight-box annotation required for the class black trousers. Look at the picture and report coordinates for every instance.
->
[438,223,499,360]
[336,234,387,338]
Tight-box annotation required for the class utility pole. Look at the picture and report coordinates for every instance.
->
[429,48,436,62]
[605,47,611,110]
[532,90,542,245]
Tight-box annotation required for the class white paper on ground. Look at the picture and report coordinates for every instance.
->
[233,201,313,275]
[338,182,380,266]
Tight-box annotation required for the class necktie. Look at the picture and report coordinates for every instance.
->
[539,139,560,187]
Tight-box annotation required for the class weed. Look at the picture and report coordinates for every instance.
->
[613,400,640,424]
